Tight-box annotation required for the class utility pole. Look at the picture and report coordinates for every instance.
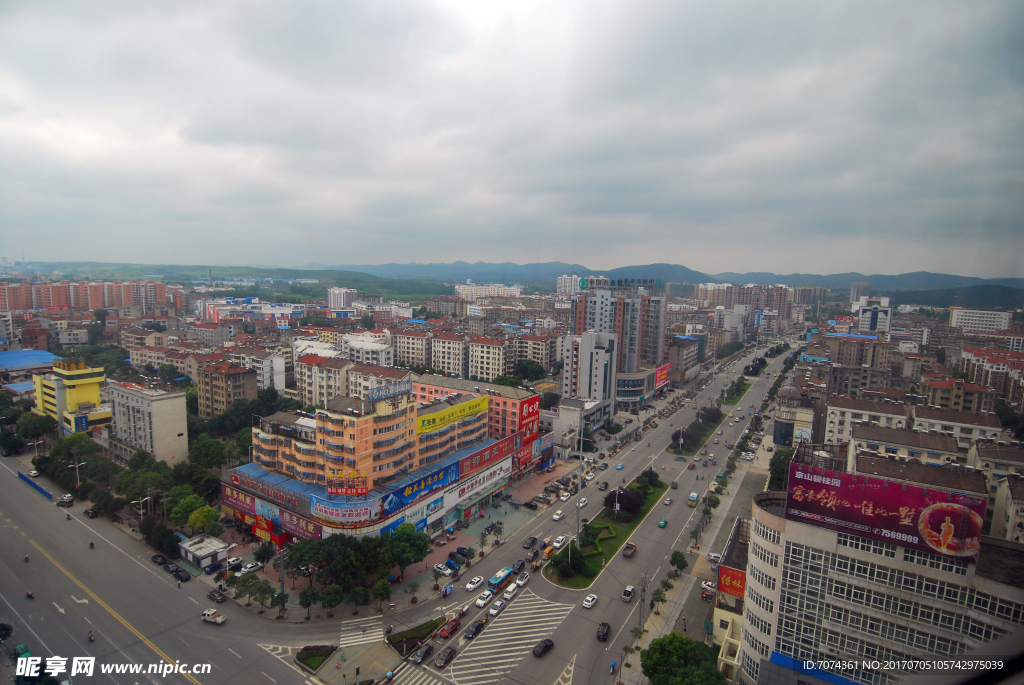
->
[637,571,650,638]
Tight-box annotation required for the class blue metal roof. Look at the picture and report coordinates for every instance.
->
[406,319,429,324]
[0,350,60,373]
[673,335,700,341]
[824,333,877,340]
[3,381,35,393]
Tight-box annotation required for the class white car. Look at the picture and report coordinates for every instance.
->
[503,585,518,601]
[585,472,595,481]
[577,498,588,509]
[582,594,598,609]
[465,576,484,591]
[560,492,571,502]
[434,563,453,577]
[475,590,493,608]
[488,599,506,616]
[702,581,717,593]
[553,535,568,549]
[27,470,39,477]
[718,430,723,435]
[225,556,242,568]
[552,510,564,521]
[516,572,529,587]
[240,562,262,574]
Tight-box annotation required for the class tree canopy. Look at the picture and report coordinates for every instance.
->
[641,632,725,685]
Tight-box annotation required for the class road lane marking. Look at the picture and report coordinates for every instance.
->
[229,648,243,658]
[262,673,277,683]
[29,540,205,685]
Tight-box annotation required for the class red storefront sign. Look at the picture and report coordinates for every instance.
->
[718,565,746,598]
[222,483,256,515]
[785,463,986,561]
[461,431,519,477]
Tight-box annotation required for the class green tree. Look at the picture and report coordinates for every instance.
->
[299,586,320,619]
[540,392,560,410]
[514,360,546,381]
[185,387,198,416]
[186,505,220,533]
[170,494,205,529]
[252,579,276,614]
[670,550,689,574]
[234,573,260,605]
[0,622,12,643]
[158,364,179,383]
[706,494,721,510]
[640,632,725,685]
[405,581,420,601]
[360,313,375,329]
[188,434,226,468]
[253,543,276,565]
[93,308,108,323]
[86,322,105,345]
[389,522,430,579]
[350,585,369,607]
[371,578,392,610]
[271,591,289,618]
[321,584,344,617]
[17,413,57,439]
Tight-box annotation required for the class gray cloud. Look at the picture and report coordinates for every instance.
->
[0,0,1021,277]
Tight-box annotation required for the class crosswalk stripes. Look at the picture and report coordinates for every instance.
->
[258,644,296,660]
[338,614,385,648]
[448,589,574,685]
[389,662,453,685]
[553,654,575,685]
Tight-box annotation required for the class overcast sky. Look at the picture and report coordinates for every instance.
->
[1,1,1022,277]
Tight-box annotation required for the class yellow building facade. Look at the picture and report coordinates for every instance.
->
[33,358,112,436]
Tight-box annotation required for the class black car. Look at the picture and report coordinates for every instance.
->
[163,563,180,574]
[512,559,525,574]
[598,463,608,471]
[174,570,190,582]
[204,562,224,575]
[434,646,457,669]
[523,501,538,510]
[532,638,554,657]
[598,482,609,491]
[207,589,227,603]
[56,499,73,508]
[569,485,579,495]
[522,536,537,549]
[411,643,434,665]
[151,554,167,565]
[448,551,463,561]
[84,509,98,518]
[597,622,611,641]
[456,546,470,558]
[465,620,485,639]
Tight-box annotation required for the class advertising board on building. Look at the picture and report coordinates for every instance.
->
[368,380,413,403]
[416,395,489,434]
[513,442,538,470]
[230,472,300,508]
[326,470,370,496]
[456,457,513,503]
[520,394,541,440]
[221,483,256,515]
[717,565,746,598]
[279,509,322,540]
[460,431,521,477]
[785,463,986,561]
[540,433,554,453]
[383,462,461,515]
[654,363,670,389]
[310,495,377,525]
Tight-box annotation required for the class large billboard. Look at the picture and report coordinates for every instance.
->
[368,380,413,403]
[310,495,377,525]
[718,565,746,598]
[460,431,521,477]
[520,394,541,440]
[785,463,986,561]
[416,396,489,434]
[222,483,256,515]
[326,470,370,496]
[382,462,461,515]
[279,509,322,540]
[654,363,671,389]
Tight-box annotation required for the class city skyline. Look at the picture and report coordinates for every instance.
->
[1,2,1022,277]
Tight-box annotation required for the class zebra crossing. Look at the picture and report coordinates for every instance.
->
[448,589,574,685]
[338,614,385,648]
[388,663,452,685]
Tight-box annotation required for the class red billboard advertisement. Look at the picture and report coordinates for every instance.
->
[461,430,522,477]
[520,394,541,442]
[718,565,746,598]
[221,482,256,515]
[785,463,986,561]
[654,364,670,389]
[326,471,369,496]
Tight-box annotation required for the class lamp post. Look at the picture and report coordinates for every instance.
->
[131,497,151,517]
[29,439,44,460]
[69,461,86,487]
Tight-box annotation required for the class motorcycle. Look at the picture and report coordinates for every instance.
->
[88,632,95,643]
[386,624,393,634]
[26,591,34,599]
[67,513,71,520]
[90,542,94,549]
[23,555,29,563]
[610,661,617,674]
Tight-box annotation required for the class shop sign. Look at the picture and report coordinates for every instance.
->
[457,458,512,502]
[222,483,256,515]
[718,566,746,598]
[383,463,460,515]
[461,431,521,477]
[280,510,322,540]
[310,496,377,525]
[230,472,299,508]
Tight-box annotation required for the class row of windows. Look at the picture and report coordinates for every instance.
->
[741,652,760,682]
[743,627,770,657]
[903,547,968,575]
[774,631,891,685]
[754,519,781,546]
[748,586,775,614]
[751,541,779,568]
[749,563,776,592]
[837,532,896,558]
[745,608,773,636]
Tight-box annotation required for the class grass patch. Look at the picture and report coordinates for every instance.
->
[296,645,336,672]
[544,480,669,589]
[674,413,728,457]
[387,617,445,656]
[716,381,751,406]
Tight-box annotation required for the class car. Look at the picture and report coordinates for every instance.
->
[204,562,224,575]
[713,438,719,444]
[240,562,262,574]
[622,585,635,602]
[83,509,98,518]
[707,552,723,563]
[693,454,701,461]
[766,446,773,452]
[503,585,518,601]
[486,598,507,616]
[225,556,242,568]
[701,589,715,601]
[27,470,39,477]
[718,430,723,435]
[624,419,633,424]
[151,554,167,565]
[174,570,190,582]
[598,462,608,471]
[207,589,227,603]
[532,638,554,657]
[584,472,595,481]
[597,622,611,641]
[434,563,453,577]
[560,492,571,502]
[702,459,708,467]
[56,499,73,508]
[616,464,623,470]
[577,498,588,509]
[598,481,608,491]
[475,590,493,607]
[516,571,529,587]
[664,498,672,505]
[456,546,470,558]
[582,593,598,609]
[465,619,486,638]
[445,559,461,572]
[523,501,538,510]
[702,580,717,592]
[465,576,484,591]
[411,643,434,665]
[60,493,74,502]
[440,618,461,637]
[569,485,579,495]
[658,519,667,528]
[434,646,457,669]
[526,548,539,562]
[523,536,538,549]
[553,535,567,549]
[552,510,564,521]
[164,563,180,574]
[687,463,695,470]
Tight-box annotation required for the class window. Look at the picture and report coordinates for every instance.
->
[752,541,779,568]
[742,650,761,681]
[749,587,775,614]
[754,520,781,546]
[746,608,773,636]
[750,564,777,591]
[837,532,896,558]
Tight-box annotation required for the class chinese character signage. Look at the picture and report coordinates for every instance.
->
[382,462,460,515]
[368,380,413,403]
[416,396,489,434]
[327,470,369,496]
[654,363,670,389]
[457,458,512,502]
[785,463,985,561]
[279,509,323,539]
[460,431,521,477]
[717,565,746,598]
[221,483,256,515]
[310,496,377,525]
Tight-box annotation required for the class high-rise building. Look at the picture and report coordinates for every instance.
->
[561,331,618,403]
[327,287,359,310]
[849,281,871,303]
[949,307,1012,334]
[556,275,582,294]
[32,358,112,435]
[103,381,188,466]
[195,362,258,418]
[571,285,667,373]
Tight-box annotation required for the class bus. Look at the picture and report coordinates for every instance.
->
[688,491,699,507]
[487,567,515,594]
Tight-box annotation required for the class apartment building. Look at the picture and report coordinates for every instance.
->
[515,334,557,371]
[0,280,166,312]
[949,307,1012,333]
[848,425,959,467]
[823,396,908,446]
[822,334,891,368]
[571,285,667,373]
[341,334,394,367]
[120,327,167,351]
[102,381,188,466]
[327,287,359,310]
[413,374,541,442]
[966,442,1024,518]
[991,473,1024,542]
[32,358,112,435]
[195,362,257,418]
[393,330,432,368]
[426,295,467,318]
[347,365,412,402]
[182,352,225,384]
[922,378,997,414]
[561,331,617,403]
[827,364,892,397]
[912,407,1003,450]
[453,283,523,300]
[294,355,351,408]
[667,335,701,383]
[129,346,170,370]
[468,338,513,381]
[431,333,469,378]
[733,451,1022,685]
[225,348,285,390]
[193,323,230,347]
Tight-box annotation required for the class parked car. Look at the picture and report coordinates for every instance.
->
[163,563,180,574]
[240,562,262,574]
[465,576,483,591]
[532,639,554,657]
[151,554,167,565]
[434,646,457,669]
[411,643,434,665]
[84,509,98,518]
[27,470,39,477]
[702,580,717,592]
[434,563,453,577]
[203,562,224,575]
[456,547,470,558]
[174,570,190,582]
[56,499,73,508]
[707,552,723,563]
[523,501,538,510]
[446,559,461,572]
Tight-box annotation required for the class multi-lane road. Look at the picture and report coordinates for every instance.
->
[0,341,795,685]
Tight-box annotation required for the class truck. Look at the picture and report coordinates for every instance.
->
[201,609,226,624]
[622,542,637,558]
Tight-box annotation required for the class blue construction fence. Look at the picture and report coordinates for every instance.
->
[18,471,53,500]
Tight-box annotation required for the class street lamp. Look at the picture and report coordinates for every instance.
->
[28,439,44,459]
[69,461,86,487]
[131,497,151,517]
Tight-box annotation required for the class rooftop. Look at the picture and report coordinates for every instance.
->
[854,456,987,494]
[828,396,906,416]
[975,537,1024,590]
[975,442,1024,465]
[3,381,35,394]
[922,378,990,393]
[720,518,750,572]
[348,364,412,380]
[913,407,1002,428]
[414,374,536,400]
[851,425,958,453]
[178,534,231,557]
[0,349,60,373]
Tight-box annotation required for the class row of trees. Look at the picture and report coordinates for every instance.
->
[185,386,305,441]
[670,405,724,452]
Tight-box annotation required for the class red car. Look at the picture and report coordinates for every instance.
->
[687,463,695,470]
[701,589,715,601]
[439,618,461,638]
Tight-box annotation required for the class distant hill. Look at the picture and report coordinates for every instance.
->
[878,285,1024,310]
[712,270,1024,291]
